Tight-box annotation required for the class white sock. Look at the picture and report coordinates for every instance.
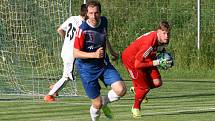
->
[48,77,68,95]
[90,105,100,121]
[102,90,120,105]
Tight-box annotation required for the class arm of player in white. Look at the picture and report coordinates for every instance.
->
[56,26,66,39]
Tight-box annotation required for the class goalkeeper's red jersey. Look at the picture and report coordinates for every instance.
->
[122,31,159,69]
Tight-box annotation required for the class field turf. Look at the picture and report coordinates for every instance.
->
[1,79,215,121]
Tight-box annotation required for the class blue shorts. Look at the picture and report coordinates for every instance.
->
[78,63,122,99]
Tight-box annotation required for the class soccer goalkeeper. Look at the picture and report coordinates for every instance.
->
[44,4,87,102]
[121,21,172,118]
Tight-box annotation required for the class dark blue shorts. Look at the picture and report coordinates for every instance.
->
[79,63,122,99]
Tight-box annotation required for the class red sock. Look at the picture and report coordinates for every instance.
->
[133,88,149,109]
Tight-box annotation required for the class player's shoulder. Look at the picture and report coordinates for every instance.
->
[144,31,156,36]
[79,21,88,30]
[65,16,80,21]
[101,16,107,20]
[100,16,108,28]
[73,16,83,20]
[144,31,158,41]
[136,31,155,40]
[100,16,108,22]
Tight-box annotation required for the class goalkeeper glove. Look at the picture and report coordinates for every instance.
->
[153,58,173,70]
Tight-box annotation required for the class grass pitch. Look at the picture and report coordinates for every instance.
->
[1,79,215,121]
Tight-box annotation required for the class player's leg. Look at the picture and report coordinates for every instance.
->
[101,64,127,118]
[109,81,126,103]
[149,67,162,89]
[50,62,72,94]
[90,96,102,121]
[130,86,148,103]
[101,81,126,119]
[44,62,71,102]
[132,86,149,109]
[88,86,102,121]
[44,78,68,102]
[131,68,161,117]
[79,71,102,121]
[67,59,78,96]
[102,64,126,104]
[127,68,150,118]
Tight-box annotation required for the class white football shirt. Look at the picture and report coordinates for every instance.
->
[60,16,84,62]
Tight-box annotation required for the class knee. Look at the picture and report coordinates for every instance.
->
[118,87,127,97]
[112,81,127,97]
[92,97,103,109]
[153,79,162,88]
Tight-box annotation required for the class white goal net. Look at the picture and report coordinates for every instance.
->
[0,0,84,97]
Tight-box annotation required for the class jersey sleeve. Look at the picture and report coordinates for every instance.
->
[59,17,72,31]
[74,27,85,50]
[134,32,157,68]
[134,45,154,68]
[102,16,108,34]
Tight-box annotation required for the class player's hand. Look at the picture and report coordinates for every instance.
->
[159,58,173,70]
[111,51,119,61]
[94,47,104,58]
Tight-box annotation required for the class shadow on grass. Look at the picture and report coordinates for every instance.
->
[144,108,215,116]
[149,92,215,100]
[0,97,33,101]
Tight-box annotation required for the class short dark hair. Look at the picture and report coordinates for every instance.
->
[156,20,171,32]
[86,0,101,13]
[80,4,87,16]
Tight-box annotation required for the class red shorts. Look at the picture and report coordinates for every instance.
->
[125,66,161,89]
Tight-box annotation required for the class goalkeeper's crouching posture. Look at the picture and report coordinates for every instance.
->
[122,20,173,118]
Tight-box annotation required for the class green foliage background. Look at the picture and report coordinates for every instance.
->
[0,0,214,70]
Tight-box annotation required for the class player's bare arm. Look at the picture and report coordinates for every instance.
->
[57,27,66,39]
[106,39,119,60]
[73,47,104,59]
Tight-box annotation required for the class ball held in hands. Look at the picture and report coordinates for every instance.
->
[156,52,174,70]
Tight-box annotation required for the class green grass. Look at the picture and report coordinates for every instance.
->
[1,79,215,121]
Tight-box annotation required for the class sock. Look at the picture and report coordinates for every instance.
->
[102,89,120,106]
[90,105,100,121]
[133,88,149,109]
[48,77,68,95]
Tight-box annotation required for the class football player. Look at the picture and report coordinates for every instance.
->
[122,21,172,118]
[74,1,126,121]
[44,4,87,102]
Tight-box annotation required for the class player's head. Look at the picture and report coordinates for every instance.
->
[80,4,87,19]
[86,0,101,26]
[87,0,101,13]
[156,20,171,45]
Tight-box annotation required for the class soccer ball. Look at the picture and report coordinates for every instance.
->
[156,52,174,69]
[157,52,173,61]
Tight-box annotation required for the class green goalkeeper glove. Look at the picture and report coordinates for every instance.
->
[153,52,174,70]
[159,58,172,70]
[153,58,173,70]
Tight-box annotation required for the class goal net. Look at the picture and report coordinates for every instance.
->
[0,0,84,97]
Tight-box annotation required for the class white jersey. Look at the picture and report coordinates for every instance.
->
[60,16,84,62]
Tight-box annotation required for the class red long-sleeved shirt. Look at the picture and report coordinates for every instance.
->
[122,31,159,69]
